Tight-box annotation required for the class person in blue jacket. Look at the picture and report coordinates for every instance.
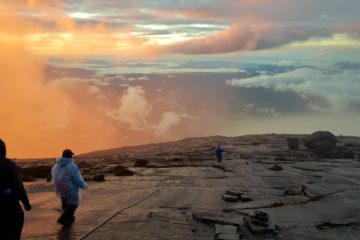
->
[0,139,31,240]
[51,149,87,225]
[215,144,224,163]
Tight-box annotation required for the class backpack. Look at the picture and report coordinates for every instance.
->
[54,165,70,193]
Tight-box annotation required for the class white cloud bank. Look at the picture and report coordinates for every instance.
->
[227,67,360,114]
[109,87,188,137]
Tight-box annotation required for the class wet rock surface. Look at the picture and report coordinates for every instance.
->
[16,134,360,239]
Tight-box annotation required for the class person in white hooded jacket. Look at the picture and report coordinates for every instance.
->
[51,149,87,225]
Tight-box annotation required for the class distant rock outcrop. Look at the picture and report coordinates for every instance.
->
[304,131,336,154]
[287,137,300,150]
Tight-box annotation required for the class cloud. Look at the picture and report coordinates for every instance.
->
[108,86,189,138]
[0,5,158,157]
[163,18,331,54]
[109,87,153,130]
[227,67,360,114]
[1,0,359,56]
[243,104,282,118]
[154,111,182,137]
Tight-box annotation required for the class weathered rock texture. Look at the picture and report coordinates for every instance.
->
[15,133,360,240]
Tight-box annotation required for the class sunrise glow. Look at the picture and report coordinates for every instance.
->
[1,0,359,158]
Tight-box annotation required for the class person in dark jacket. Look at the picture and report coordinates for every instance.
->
[215,144,224,163]
[0,139,32,240]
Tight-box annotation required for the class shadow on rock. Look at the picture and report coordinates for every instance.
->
[57,225,76,240]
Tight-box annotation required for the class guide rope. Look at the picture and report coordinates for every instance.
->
[78,187,160,240]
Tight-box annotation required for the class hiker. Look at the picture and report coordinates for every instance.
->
[51,149,87,225]
[215,144,224,163]
[0,139,32,240]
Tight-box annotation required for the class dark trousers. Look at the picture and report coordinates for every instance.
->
[57,197,78,224]
[0,202,24,240]
[216,155,222,163]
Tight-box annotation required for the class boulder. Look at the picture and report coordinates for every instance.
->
[304,131,336,154]
[287,137,300,150]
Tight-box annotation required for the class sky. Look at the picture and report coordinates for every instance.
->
[1,0,360,158]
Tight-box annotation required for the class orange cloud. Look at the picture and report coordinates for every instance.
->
[162,16,331,55]
[0,3,153,158]
[0,1,157,58]
[163,18,266,54]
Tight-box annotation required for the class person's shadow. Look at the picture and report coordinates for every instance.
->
[57,224,75,240]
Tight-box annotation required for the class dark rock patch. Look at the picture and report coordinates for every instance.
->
[269,164,283,171]
[222,193,239,202]
[320,146,354,159]
[92,174,105,181]
[287,137,300,150]
[251,142,262,146]
[110,165,135,176]
[133,159,149,167]
[19,165,52,181]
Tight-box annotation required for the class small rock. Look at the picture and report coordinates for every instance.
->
[244,216,276,234]
[269,164,283,171]
[254,211,269,222]
[222,193,239,202]
[92,174,105,181]
[225,188,244,197]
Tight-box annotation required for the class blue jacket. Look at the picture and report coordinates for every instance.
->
[51,157,87,205]
[215,145,224,157]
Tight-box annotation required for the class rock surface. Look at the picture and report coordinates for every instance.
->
[15,133,360,240]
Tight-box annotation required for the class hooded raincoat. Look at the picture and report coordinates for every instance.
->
[51,157,87,206]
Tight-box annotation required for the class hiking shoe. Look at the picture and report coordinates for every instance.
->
[57,216,75,226]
